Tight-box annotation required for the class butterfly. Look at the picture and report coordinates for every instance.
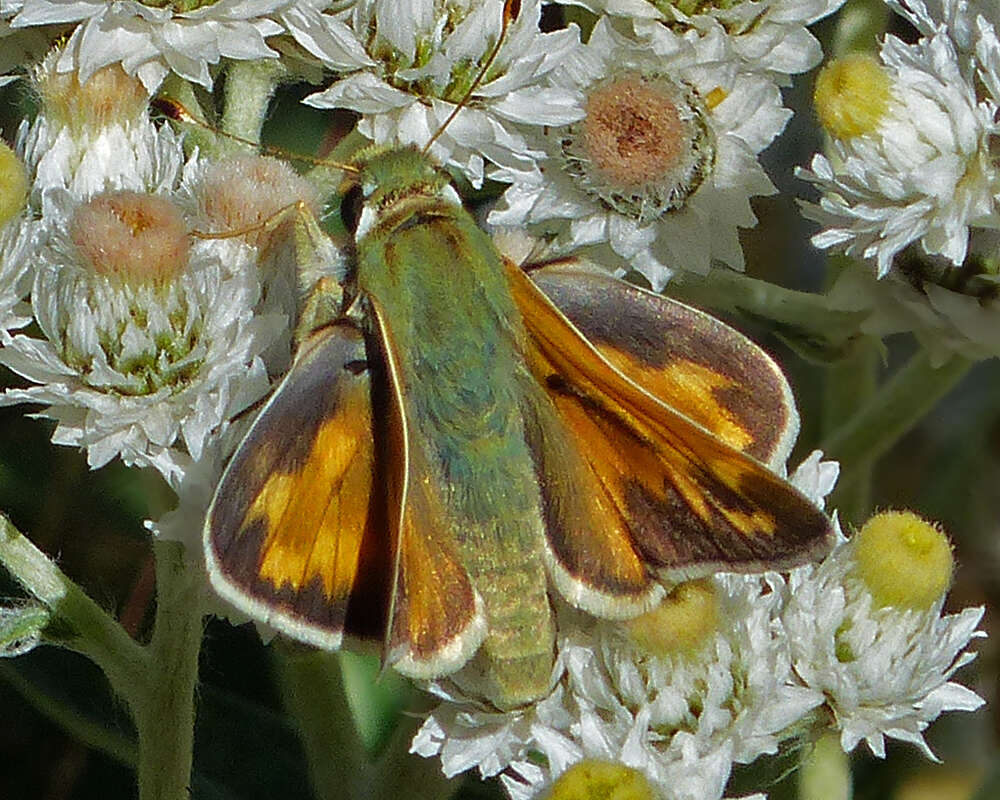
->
[202,142,834,711]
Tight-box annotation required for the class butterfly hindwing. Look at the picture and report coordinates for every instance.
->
[367,298,487,679]
[205,320,390,647]
[506,260,834,607]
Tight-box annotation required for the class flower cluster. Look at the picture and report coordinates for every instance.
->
[0,56,288,485]
[412,455,984,799]
[794,0,1000,360]
[0,3,991,800]
[0,0,857,491]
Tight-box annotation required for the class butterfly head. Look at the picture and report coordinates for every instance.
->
[340,145,460,239]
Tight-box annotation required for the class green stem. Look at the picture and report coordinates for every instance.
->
[273,645,457,800]
[0,514,148,691]
[831,0,890,58]
[797,732,851,800]
[0,522,204,800]
[133,541,204,800]
[820,351,972,490]
[273,646,373,800]
[822,336,879,525]
[221,59,288,144]
[666,269,868,362]
[156,76,214,159]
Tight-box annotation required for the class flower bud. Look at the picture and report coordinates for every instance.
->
[70,191,190,286]
[625,578,717,657]
[0,141,28,226]
[544,760,654,800]
[814,54,891,140]
[852,511,953,610]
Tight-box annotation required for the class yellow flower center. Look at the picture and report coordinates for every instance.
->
[625,578,718,657]
[545,760,655,800]
[814,54,892,140]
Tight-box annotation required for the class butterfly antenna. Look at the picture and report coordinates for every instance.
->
[151,97,359,174]
[421,0,521,155]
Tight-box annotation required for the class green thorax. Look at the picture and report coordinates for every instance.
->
[352,147,530,498]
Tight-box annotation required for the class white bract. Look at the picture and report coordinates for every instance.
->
[0,217,34,334]
[783,534,985,758]
[3,0,295,90]
[608,0,849,79]
[490,18,789,288]
[0,109,283,486]
[411,455,842,800]
[303,0,582,187]
[799,31,1000,277]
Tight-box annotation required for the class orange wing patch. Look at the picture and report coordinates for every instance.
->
[252,404,373,599]
[529,263,798,467]
[604,357,755,453]
[205,321,387,648]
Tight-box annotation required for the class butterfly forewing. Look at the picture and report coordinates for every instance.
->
[205,321,391,647]
[508,261,835,593]
[528,262,798,467]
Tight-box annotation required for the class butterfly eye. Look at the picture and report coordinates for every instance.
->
[340,184,364,234]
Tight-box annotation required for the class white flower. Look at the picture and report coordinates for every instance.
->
[0,113,283,487]
[413,577,823,800]
[510,576,822,800]
[412,451,841,799]
[783,533,985,759]
[788,449,840,510]
[16,51,181,201]
[410,677,574,782]
[887,0,988,51]
[4,0,294,91]
[798,32,1000,277]
[571,0,846,78]
[0,217,34,334]
[490,19,789,288]
[302,0,582,187]
[827,260,1000,364]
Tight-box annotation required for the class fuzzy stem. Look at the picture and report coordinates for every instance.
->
[798,732,852,800]
[821,350,972,490]
[666,269,868,362]
[273,647,372,800]
[0,514,149,690]
[831,0,890,58]
[133,540,204,800]
[221,59,288,144]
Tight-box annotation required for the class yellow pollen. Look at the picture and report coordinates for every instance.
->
[0,141,28,226]
[544,760,655,800]
[625,579,718,657]
[705,86,727,110]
